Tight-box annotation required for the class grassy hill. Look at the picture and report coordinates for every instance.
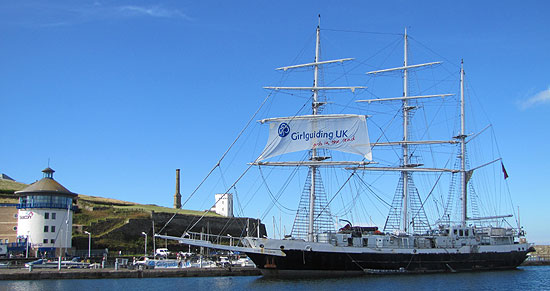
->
[0,178,27,202]
[1,176,222,254]
[0,178,218,217]
[77,194,218,216]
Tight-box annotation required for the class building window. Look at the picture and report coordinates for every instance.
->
[45,212,49,219]
[50,239,55,244]
[51,226,56,232]
[52,213,56,219]
[14,213,18,218]
[44,226,49,232]
[13,226,17,231]
[43,239,48,244]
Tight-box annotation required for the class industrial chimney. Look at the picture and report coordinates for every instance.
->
[174,169,181,209]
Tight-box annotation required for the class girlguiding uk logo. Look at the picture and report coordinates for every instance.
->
[278,123,290,137]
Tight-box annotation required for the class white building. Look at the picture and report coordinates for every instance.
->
[210,193,233,217]
[16,168,77,256]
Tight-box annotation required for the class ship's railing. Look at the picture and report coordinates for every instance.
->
[525,255,550,262]
[476,227,517,237]
[433,225,519,238]
[182,231,247,248]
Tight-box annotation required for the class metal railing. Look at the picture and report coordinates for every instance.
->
[17,203,78,210]
[183,232,246,248]
[526,255,550,262]
[73,249,109,258]
[0,242,27,249]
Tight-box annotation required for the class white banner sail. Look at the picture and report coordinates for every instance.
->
[258,114,372,161]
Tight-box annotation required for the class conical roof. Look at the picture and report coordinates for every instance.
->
[15,168,77,198]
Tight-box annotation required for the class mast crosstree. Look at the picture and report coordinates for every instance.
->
[356,29,450,234]
[263,17,363,242]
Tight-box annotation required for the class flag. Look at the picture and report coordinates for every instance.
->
[501,162,509,179]
[259,114,371,161]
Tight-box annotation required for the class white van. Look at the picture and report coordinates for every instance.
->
[155,248,170,257]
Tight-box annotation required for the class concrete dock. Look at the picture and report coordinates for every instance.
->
[1,260,547,280]
[0,267,261,280]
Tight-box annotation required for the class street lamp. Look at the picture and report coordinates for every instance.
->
[84,231,91,258]
[141,232,147,257]
[26,232,30,259]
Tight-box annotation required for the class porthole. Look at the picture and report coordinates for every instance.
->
[14,213,18,218]
[13,226,17,231]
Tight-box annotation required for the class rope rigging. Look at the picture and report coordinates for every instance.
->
[157,91,274,235]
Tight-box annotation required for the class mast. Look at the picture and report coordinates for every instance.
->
[308,16,321,242]
[460,60,467,226]
[263,16,361,241]
[402,28,409,233]
[359,29,450,234]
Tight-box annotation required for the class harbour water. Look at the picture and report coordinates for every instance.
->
[2,266,549,291]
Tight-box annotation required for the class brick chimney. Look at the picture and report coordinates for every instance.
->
[174,169,181,209]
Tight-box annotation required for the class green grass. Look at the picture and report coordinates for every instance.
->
[1,177,219,233]
[115,204,221,217]
[1,179,214,217]
[0,179,26,203]
[74,206,149,225]
[78,194,136,206]
[0,179,27,191]
[0,198,17,203]
[78,195,220,217]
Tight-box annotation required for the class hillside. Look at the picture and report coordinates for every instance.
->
[0,178,27,202]
[0,176,251,255]
[0,177,218,217]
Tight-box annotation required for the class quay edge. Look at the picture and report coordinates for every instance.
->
[0,267,261,280]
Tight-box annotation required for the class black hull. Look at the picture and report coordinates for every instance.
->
[247,249,530,277]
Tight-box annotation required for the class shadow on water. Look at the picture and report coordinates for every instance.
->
[2,266,548,291]
[249,267,548,291]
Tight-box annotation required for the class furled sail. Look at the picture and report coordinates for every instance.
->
[258,114,372,161]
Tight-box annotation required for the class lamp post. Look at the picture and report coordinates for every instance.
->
[141,232,147,257]
[25,232,30,259]
[84,231,91,258]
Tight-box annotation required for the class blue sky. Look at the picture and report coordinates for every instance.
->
[1,1,549,243]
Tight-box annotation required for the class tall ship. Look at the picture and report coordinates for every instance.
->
[159,20,533,276]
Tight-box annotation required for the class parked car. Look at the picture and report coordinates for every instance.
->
[155,248,170,257]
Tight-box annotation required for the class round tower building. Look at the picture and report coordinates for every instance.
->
[15,168,77,257]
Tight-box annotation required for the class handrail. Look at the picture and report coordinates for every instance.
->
[182,231,246,248]
[17,203,77,210]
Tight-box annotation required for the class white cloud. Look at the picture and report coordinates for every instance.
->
[3,3,192,28]
[520,87,550,110]
[118,5,192,20]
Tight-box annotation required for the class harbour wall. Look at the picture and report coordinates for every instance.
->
[0,267,261,280]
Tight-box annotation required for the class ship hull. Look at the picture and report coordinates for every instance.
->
[247,248,530,277]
